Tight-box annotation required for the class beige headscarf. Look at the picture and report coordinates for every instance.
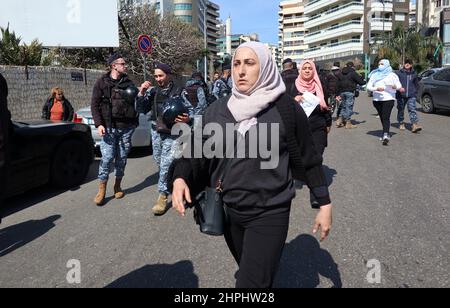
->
[227,42,286,135]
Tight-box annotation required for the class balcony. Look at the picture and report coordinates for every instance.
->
[303,39,363,61]
[370,0,393,12]
[305,2,364,29]
[304,0,342,16]
[304,20,363,45]
[284,16,308,24]
[370,18,393,32]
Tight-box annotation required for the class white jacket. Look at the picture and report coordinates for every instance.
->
[367,72,402,102]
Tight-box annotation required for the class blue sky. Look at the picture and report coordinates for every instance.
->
[214,0,279,44]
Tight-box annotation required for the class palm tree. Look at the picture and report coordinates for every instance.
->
[0,25,43,66]
[375,24,441,72]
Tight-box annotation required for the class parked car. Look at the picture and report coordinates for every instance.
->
[418,68,450,113]
[418,68,442,81]
[5,120,95,198]
[75,107,152,150]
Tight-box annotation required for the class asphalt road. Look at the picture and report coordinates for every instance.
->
[1,94,449,288]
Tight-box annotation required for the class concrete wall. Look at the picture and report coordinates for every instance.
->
[0,65,106,120]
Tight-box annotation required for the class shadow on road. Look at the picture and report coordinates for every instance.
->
[105,261,199,288]
[125,172,159,195]
[274,234,342,288]
[3,161,100,219]
[295,165,337,190]
[367,130,398,139]
[0,215,61,257]
[418,108,450,117]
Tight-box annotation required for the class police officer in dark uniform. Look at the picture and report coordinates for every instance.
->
[91,54,145,206]
[138,63,192,215]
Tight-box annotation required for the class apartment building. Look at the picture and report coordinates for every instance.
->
[265,43,282,68]
[302,0,410,66]
[278,0,309,66]
[217,33,260,57]
[417,0,450,29]
[410,1,416,28]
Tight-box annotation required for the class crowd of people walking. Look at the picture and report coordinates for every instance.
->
[0,39,427,288]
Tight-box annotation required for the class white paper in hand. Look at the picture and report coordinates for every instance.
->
[300,92,320,117]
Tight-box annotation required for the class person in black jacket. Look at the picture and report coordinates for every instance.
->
[288,60,332,208]
[138,63,189,215]
[42,87,74,121]
[0,72,12,224]
[287,60,332,157]
[91,53,146,206]
[326,65,342,119]
[281,58,299,85]
[171,42,333,288]
[336,62,366,128]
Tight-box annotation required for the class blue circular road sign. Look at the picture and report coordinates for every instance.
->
[138,35,153,54]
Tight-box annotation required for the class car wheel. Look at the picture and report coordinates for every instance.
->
[51,139,91,189]
[421,95,435,113]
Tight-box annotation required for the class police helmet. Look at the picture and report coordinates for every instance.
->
[162,96,189,128]
[122,86,139,104]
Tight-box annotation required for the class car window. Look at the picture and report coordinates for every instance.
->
[421,70,433,78]
[433,70,450,81]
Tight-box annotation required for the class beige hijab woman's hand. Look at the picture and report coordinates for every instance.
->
[172,178,192,217]
[313,204,333,242]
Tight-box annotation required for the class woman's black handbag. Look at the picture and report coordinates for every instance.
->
[194,187,227,236]
[193,158,233,237]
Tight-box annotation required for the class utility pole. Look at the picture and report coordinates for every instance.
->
[202,7,208,83]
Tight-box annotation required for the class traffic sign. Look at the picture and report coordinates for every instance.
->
[138,35,153,54]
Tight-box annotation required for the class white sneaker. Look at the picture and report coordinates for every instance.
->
[382,134,390,146]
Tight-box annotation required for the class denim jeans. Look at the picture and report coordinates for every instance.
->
[340,92,355,121]
[98,127,135,182]
[397,97,419,124]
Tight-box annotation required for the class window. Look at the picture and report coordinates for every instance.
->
[174,3,192,10]
[395,13,406,22]
[433,69,450,81]
[176,15,193,23]
[444,24,450,44]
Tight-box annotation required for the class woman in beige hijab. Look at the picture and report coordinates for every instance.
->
[171,42,333,288]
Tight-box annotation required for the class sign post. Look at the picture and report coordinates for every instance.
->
[138,35,153,81]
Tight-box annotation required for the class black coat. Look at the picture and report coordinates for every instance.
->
[336,67,366,94]
[91,72,138,129]
[282,69,299,85]
[285,81,332,154]
[42,97,74,121]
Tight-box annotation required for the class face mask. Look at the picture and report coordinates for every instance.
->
[379,65,384,69]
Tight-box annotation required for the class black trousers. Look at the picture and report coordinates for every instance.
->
[224,203,291,288]
[373,100,395,134]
